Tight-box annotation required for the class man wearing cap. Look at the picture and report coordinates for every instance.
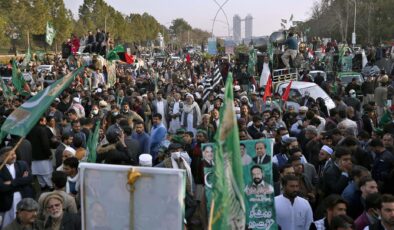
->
[181,93,202,137]
[2,198,43,230]
[0,147,34,228]
[70,97,85,119]
[42,191,81,230]
[317,145,334,178]
[156,143,195,222]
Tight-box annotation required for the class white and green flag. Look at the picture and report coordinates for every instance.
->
[0,67,84,142]
[46,22,56,46]
[21,47,31,68]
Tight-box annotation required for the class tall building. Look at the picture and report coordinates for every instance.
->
[233,14,241,43]
[245,14,253,39]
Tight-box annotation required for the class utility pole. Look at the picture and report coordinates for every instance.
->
[352,0,357,46]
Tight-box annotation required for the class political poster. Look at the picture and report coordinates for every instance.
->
[208,37,217,55]
[203,138,277,230]
[224,39,235,55]
[80,163,186,230]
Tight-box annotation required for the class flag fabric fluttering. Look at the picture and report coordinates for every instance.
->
[12,60,29,96]
[210,72,246,230]
[46,22,56,46]
[212,65,223,89]
[106,44,125,61]
[267,42,274,61]
[263,77,272,102]
[0,67,84,142]
[202,74,212,102]
[86,121,101,163]
[21,47,31,68]
[281,80,293,102]
[124,53,134,64]
[247,48,257,76]
[0,78,13,100]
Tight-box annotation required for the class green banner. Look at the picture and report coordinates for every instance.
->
[46,22,56,46]
[0,67,84,141]
[204,138,277,229]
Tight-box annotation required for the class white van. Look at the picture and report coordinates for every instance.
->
[275,81,335,111]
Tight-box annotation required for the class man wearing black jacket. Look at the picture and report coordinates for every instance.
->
[0,147,34,228]
[322,146,352,197]
[27,117,54,191]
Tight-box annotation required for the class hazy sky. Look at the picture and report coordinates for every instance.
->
[64,0,316,37]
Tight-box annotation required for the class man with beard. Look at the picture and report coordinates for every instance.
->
[364,194,394,230]
[244,165,274,196]
[132,121,150,155]
[311,195,348,230]
[275,175,313,230]
[42,192,81,230]
[2,198,43,230]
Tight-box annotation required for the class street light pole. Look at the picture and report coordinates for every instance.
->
[352,0,357,46]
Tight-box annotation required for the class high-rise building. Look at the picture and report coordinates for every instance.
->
[233,14,241,43]
[245,14,253,39]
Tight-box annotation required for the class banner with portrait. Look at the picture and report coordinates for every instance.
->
[80,163,186,230]
[203,138,277,230]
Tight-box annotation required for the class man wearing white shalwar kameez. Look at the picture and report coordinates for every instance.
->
[181,94,201,137]
[275,175,313,230]
[259,56,271,88]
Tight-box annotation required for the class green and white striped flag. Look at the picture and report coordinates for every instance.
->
[21,47,31,68]
[0,67,84,142]
[210,72,246,230]
[46,22,56,46]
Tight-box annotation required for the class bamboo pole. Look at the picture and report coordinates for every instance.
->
[0,137,25,170]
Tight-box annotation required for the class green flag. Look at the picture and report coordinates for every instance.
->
[46,22,56,46]
[379,109,391,127]
[210,72,246,229]
[12,60,28,96]
[87,121,101,163]
[21,47,31,68]
[247,48,257,76]
[106,44,125,61]
[0,67,84,142]
[0,77,13,100]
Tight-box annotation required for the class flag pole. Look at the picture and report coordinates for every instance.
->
[27,31,30,50]
[0,137,25,170]
[207,198,215,230]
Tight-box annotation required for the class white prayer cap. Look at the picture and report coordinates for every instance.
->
[321,145,333,155]
[139,154,152,167]
[186,93,194,100]
[299,106,309,112]
[63,146,76,156]
[73,97,81,103]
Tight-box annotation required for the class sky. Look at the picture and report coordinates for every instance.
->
[64,0,316,37]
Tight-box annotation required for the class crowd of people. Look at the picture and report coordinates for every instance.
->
[0,35,394,230]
